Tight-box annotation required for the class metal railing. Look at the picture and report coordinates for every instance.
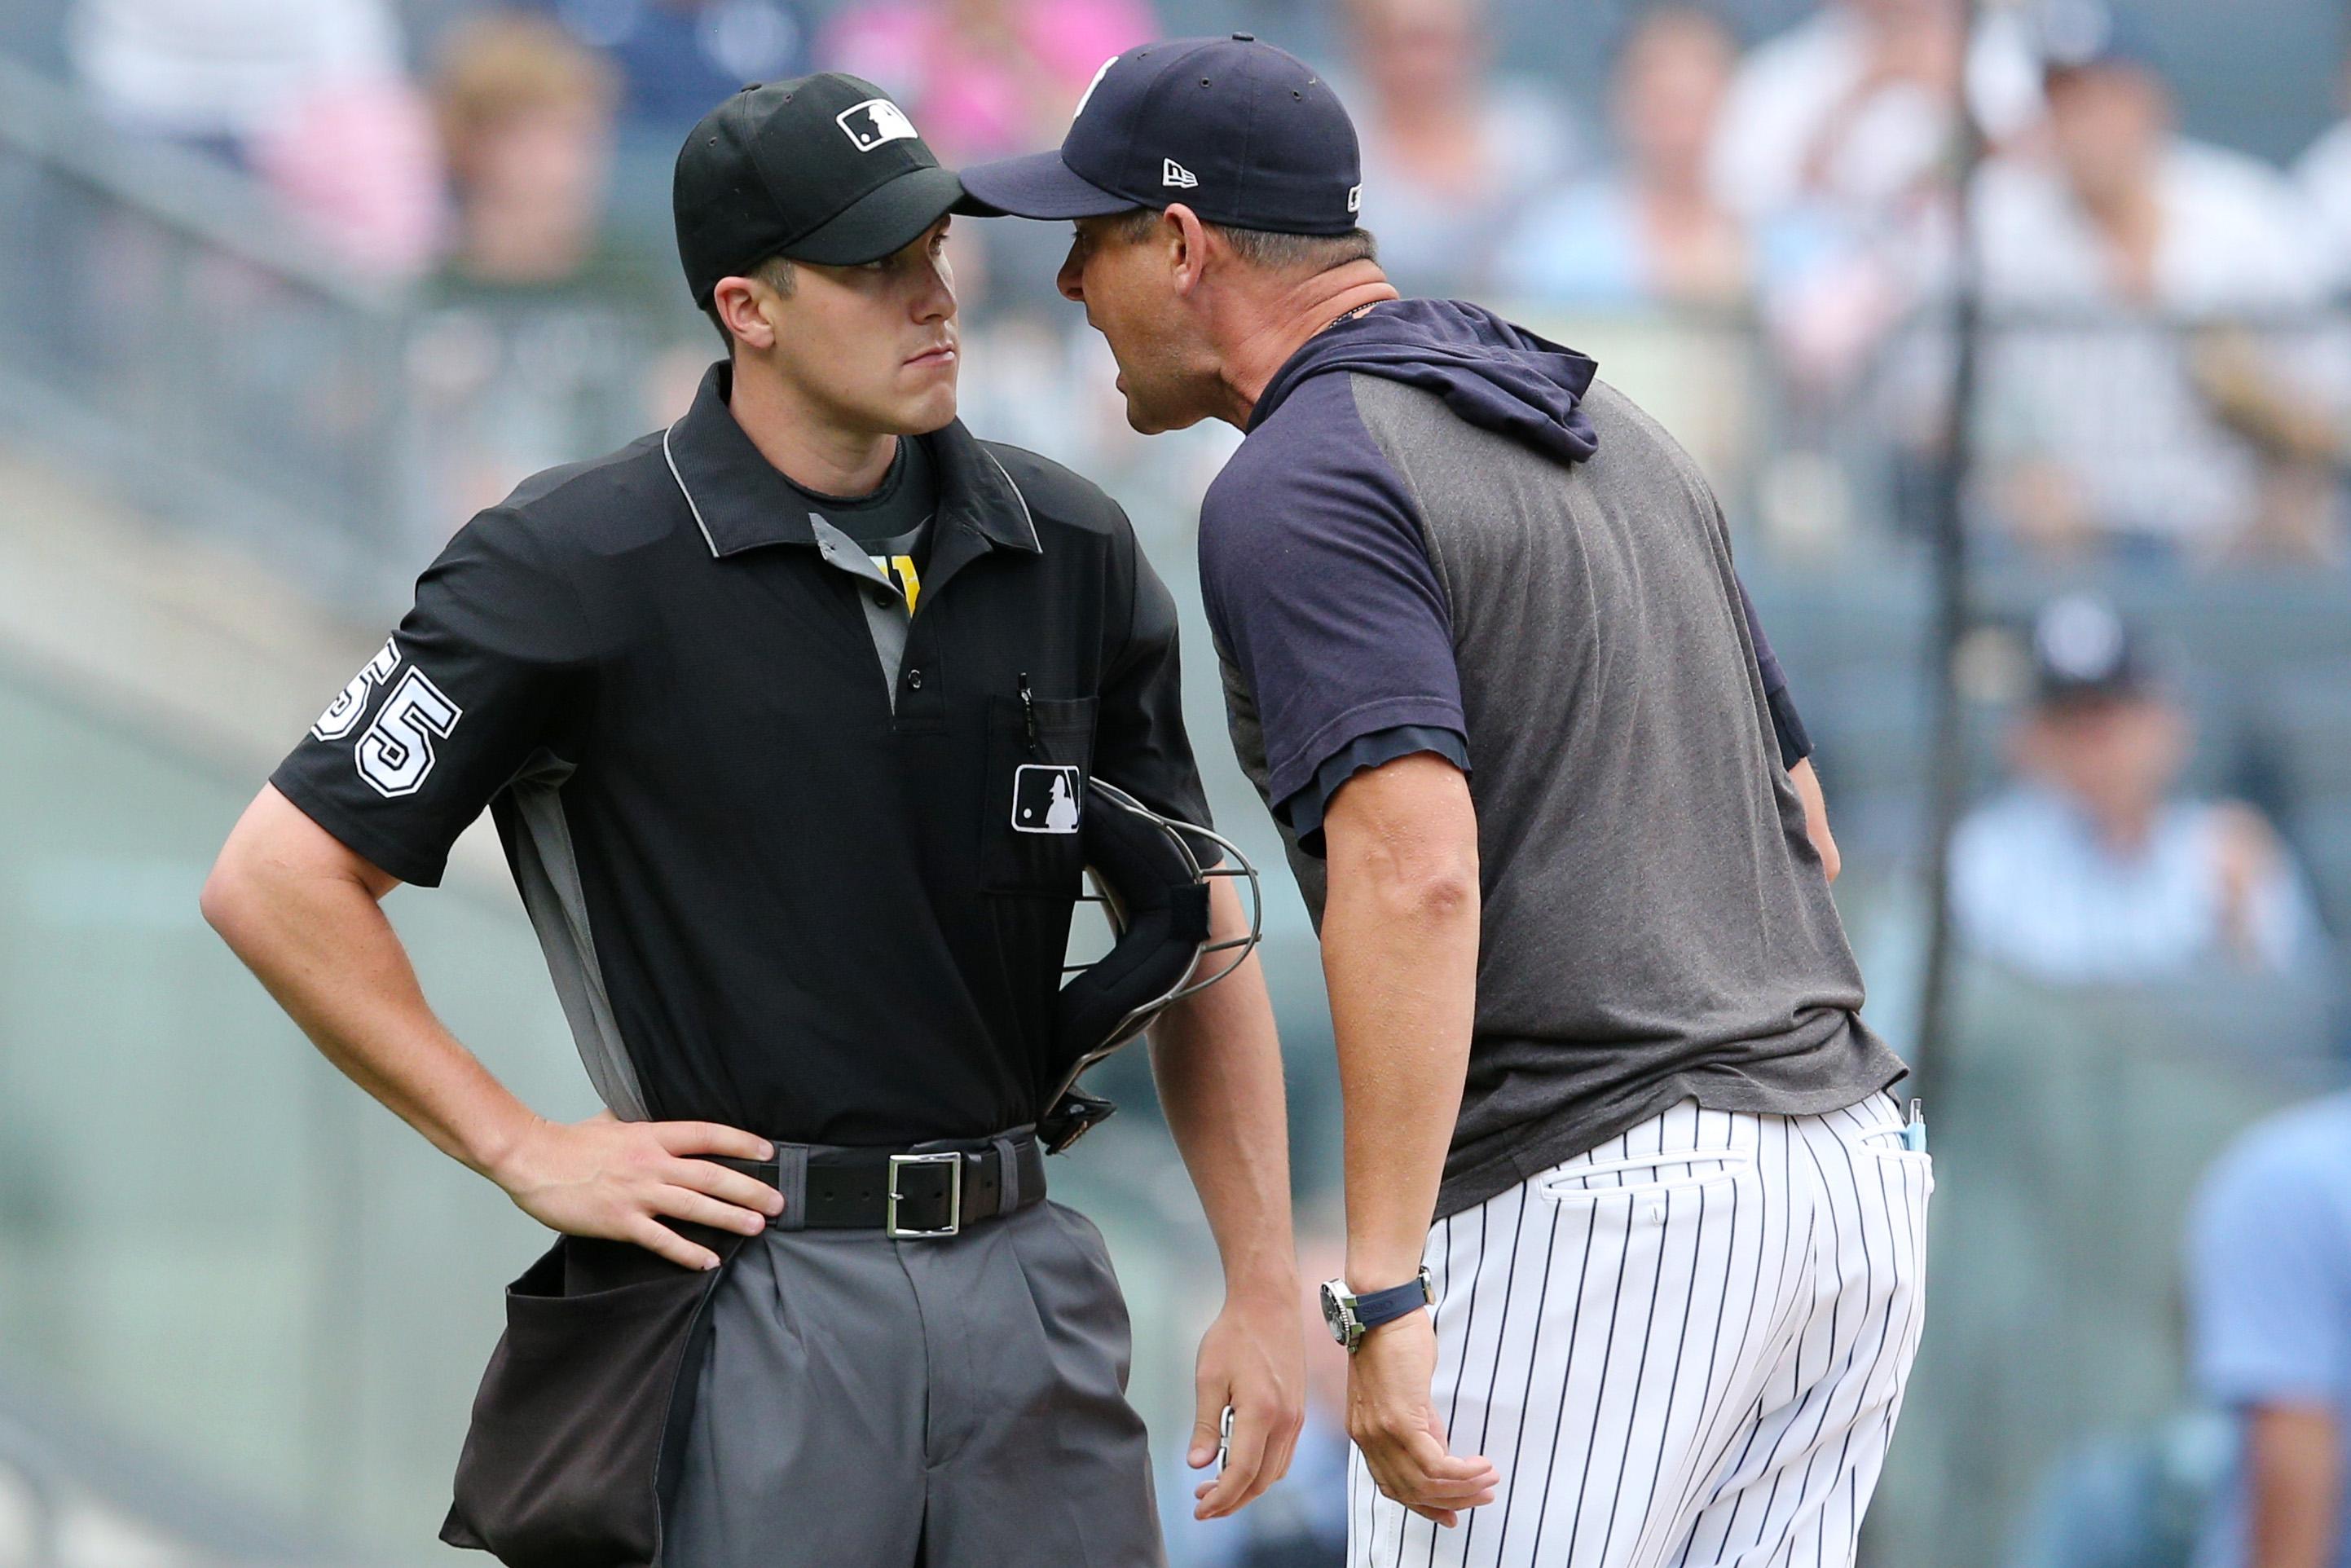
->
[0,56,416,606]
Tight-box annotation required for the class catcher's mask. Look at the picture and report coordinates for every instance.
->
[1041,779,1261,1152]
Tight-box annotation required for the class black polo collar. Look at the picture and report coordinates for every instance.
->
[662,361,1041,559]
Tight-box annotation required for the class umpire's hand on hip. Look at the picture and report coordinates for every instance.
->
[1349,1309,1499,1527]
[1187,1288,1307,1519]
[491,1110,784,1271]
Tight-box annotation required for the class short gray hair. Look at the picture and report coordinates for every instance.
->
[1110,209,1378,276]
[705,252,799,349]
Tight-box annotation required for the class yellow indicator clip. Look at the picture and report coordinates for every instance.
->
[868,553,922,613]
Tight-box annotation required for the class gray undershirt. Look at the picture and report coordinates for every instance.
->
[791,436,938,707]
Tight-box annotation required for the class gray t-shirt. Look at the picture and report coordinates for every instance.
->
[1200,300,1905,1218]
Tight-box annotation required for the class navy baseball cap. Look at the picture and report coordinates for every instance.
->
[2029,594,2158,705]
[2036,0,2167,81]
[956,35,1364,236]
[675,73,964,307]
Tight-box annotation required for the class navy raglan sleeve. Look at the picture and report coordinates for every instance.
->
[1200,404,1468,856]
[269,508,595,886]
[1737,578,1813,769]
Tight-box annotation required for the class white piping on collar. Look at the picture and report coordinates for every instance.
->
[984,449,1041,553]
[671,420,1033,560]
[663,421,722,558]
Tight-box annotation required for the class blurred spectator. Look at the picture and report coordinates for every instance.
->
[1336,0,1580,298]
[68,0,439,275]
[819,0,1156,164]
[1710,0,2039,227]
[1975,15,2340,559]
[1708,0,2037,400]
[430,14,646,306]
[1949,596,2327,986]
[409,13,693,531]
[537,0,808,137]
[1497,7,1746,311]
[2186,1091,2351,1568]
[2296,42,2351,297]
[529,0,810,247]
[2006,1413,2231,1568]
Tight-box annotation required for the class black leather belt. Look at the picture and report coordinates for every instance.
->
[703,1131,1046,1239]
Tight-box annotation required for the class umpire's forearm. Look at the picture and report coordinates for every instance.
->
[203,787,535,1182]
[1150,879,1296,1299]
[1319,756,1481,1292]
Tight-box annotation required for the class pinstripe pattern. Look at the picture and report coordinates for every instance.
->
[1349,1095,1931,1568]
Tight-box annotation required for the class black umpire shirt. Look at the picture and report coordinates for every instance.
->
[271,363,1215,1147]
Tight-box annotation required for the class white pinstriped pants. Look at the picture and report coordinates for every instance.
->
[1350,1093,1931,1568]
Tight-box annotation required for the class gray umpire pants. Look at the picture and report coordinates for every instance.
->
[665,1198,1165,1567]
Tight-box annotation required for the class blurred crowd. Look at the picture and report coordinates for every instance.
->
[47,0,2351,564]
[23,2,2351,1566]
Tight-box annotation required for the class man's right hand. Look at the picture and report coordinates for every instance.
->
[490,1111,782,1270]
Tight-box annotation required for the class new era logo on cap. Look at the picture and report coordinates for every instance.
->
[838,98,919,152]
[1162,158,1199,189]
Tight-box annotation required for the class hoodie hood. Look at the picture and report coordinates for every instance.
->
[1249,297,1600,466]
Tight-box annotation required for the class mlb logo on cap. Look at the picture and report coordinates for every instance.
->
[1012,765,1083,834]
[673,74,964,303]
[838,98,919,152]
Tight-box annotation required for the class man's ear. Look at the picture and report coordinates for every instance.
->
[1162,203,1210,296]
[711,275,777,351]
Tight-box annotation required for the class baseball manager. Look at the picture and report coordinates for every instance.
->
[961,35,1929,1568]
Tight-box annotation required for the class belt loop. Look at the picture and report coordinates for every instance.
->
[993,1136,1019,1215]
[773,1144,809,1231]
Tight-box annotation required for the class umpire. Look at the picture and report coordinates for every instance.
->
[203,75,1302,1566]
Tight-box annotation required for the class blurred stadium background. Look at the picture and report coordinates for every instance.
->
[4,0,2351,1563]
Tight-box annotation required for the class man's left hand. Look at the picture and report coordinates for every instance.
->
[1188,1288,1306,1519]
[1348,1309,1499,1526]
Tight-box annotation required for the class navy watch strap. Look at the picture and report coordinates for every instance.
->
[1354,1271,1432,1332]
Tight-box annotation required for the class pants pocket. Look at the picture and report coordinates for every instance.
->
[1856,1130,1937,1194]
[1536,1149,1753,1203]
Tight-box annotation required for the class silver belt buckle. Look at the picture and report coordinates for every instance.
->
[886,1152,963,1239]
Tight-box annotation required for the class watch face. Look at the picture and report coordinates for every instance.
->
[1319,1280,1354,1347]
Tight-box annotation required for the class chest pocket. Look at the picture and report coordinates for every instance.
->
[981,694,1097,897]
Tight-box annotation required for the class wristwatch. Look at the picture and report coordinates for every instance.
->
[1320,1267,1435,1353]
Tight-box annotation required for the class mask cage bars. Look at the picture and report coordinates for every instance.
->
[1050,777,1266,1099]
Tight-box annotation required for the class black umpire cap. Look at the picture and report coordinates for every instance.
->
[675,73,964,307]
[956,35,1363,235]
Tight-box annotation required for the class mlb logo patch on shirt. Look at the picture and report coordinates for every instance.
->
[1011,764,1082,834]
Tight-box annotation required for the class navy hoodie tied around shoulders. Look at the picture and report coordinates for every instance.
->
[1200,297,1800,853]
[1249,297,1602,465]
